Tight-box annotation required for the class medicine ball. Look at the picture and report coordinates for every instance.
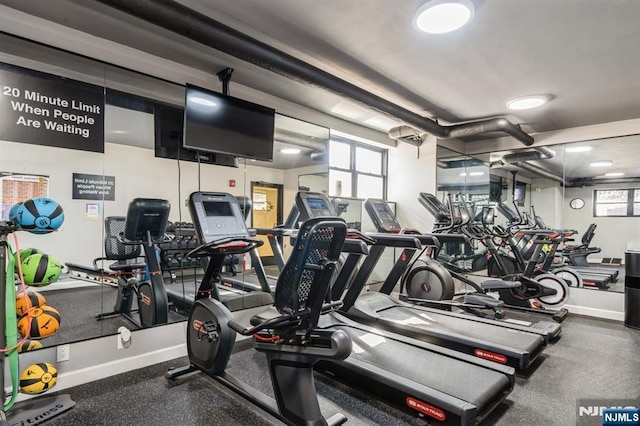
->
[8,202,22,222]
[17,339,44,353]
[17,306,61,339]
[15,198,65,234]
[15,247,43,272]
[16,290,47,317]
[19,362,57,395]
[21,253,62,286]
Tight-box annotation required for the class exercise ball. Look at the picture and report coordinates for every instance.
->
[8,202,22,222]
[21,253,62,286]
[19,362,57,395]
[17,306,61,339]
[15,198,64,234]
[17,339,44,353]
[15,247,43,272]
[16,290,47,317]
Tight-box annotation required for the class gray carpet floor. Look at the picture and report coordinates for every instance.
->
[30,313,640,425]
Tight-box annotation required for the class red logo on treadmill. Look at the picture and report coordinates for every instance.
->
[406,397,446,421]
[140,293,151,306]
[192,320,206,332]
[474,349,508,364]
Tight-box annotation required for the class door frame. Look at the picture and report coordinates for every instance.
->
[250,181,284,266]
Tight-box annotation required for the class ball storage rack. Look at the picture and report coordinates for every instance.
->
[1,220,75,426]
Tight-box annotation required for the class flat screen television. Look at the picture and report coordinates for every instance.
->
[183,84,275,161]
[154,102,238,168]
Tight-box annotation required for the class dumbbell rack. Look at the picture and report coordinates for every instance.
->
[0,221,74,425]
[158,223,205,283]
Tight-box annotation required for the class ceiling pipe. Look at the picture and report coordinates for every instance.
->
[512,161,568,185]
[567,176,640,188]
[274,129,326,151]
[387,125,425,146]
[95,0,534,146]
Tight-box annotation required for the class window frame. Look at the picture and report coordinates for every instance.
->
[593,188,640,217]
[328,137,387,200]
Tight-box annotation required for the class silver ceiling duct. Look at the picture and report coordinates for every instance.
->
[95,0,535,146]
[274,129,326,152]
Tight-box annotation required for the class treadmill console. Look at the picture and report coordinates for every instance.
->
[295,191,336,220]
[124,198,171,242]
[189,192,249,243]
[364,199,401,233]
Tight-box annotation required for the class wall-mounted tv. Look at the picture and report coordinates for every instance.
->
[154,102,238,168]
[183,84,275,162]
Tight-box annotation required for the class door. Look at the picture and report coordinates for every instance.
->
[251,182,283,266]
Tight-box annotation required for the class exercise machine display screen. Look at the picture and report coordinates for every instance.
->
[203,201,234,217]
[366,199,401,232]
[189,192,248,242]
[296,192,336,220]
[305,197,333,216]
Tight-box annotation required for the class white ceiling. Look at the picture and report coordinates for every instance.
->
[2,0,640,176]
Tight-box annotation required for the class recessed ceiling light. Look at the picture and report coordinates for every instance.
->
[565,146,592,153]
[414,0,474,34]
[189,96,217,107]
[469,171,485,176]
[111,130,128,134]
[604,172,624,177]
[280,148,301,155]
[459,172,467,176]
[590,160,613,167]
[506,95,549,110]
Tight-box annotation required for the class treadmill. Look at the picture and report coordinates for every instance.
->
[289,192,515,424]
[298,192,547,371]
[164,192,273,312]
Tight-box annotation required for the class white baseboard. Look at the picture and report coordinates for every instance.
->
[11,343,187,404]
[564,304,624,321]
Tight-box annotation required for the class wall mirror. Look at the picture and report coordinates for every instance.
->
[484,134,640,295]
[434,146,490,276]
[1,33,332,352]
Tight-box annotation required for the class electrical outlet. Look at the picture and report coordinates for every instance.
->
[56,344,70,362]
[117,327,132,350]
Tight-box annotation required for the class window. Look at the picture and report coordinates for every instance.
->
[594,188,640,217]
[328,138,387,199]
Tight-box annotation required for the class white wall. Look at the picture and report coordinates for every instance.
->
[2,139,286,267]
[1,139,104,267]
[530,178,564,229]
[387,136,438,232]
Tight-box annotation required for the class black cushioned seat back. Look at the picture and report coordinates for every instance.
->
[104,216,141,261]
[274,217,346,324]
[582,223,597,245]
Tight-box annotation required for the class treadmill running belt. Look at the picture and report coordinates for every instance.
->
[318,316,513,417]
[377,304,541,351]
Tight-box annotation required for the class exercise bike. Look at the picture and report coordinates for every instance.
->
[94,198,171,328]
[166,214,352,425]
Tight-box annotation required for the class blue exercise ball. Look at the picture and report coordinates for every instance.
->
[9,202,22,222]
[15,198,65,234]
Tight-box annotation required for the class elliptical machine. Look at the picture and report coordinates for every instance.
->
[408,193,569,321]
[166,197,352,425]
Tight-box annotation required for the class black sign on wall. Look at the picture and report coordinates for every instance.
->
[0,63,104,153]
[72,173,115,201]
